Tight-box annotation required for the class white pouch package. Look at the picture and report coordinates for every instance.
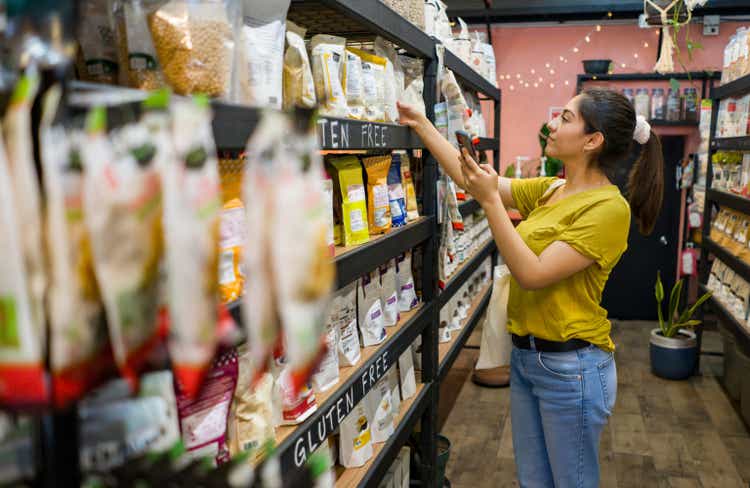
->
[399,55,426,117]
[453,18,471,64]
[312,313,340,393]
[333,282,361,366]
[236,0,291,108]
[396,251,419,312]
[339,401,373,468]
[311,34,348,117]
[387,365,401,415]
[380,260,399,327]
[283,21,316,109]
[366,375,394,444]
[374,37,404,123]
[398,446,411,488]
[358,271,387,347]
[399,346,417,400]
[344,48,366,119]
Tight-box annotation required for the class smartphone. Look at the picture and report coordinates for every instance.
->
[455,130,478,162]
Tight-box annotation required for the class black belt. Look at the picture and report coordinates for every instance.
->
[512,334,591,353]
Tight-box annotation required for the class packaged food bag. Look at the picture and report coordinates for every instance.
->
[334,282,361,367]
[311,34,347,117]
[380,260,399,327]
[343,48,366,119]
[347,48,386,122]
[387,365,401,414]
[218,198,246,304]
[398,346,417,400]
[441,69,470,145]
[387,156,407,228]
[312,313,340,393]
[399,55,426,117]
[163,97,222,398]
[81,107,165,385]
[78,0,120,84]
[358,271,386,347]
[338,401,373,468]
[3,75,46,364]
[243,111,286,384]
[273,109,334,393]
[322,177,335,256]
[283,21,316,110]
[329,156,369,246]
[398,446,411,488]
[176,348,238,466]
[365,375,394,444]
[363,155,392,235]
[149,0,236,97]
[236,0,291,108]
[396,151,419,222]
[123,0,167,90]
[42,89,111,408]
[396,251,419,312]
[138,370,181,453]
[0,128,47,407]
[374,37,404,123]
[277,362,318,425]
[228,347,275,463]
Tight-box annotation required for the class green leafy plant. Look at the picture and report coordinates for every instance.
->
[655,270,712,338]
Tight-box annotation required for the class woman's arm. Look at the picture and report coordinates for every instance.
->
[459,148,594,290]
[397,102,517,208]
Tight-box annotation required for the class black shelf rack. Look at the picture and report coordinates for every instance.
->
[52,2,503,488]
[699,72,750,371]
[458,198,481,217]
[438,285,492,380]
[576,71,720,103]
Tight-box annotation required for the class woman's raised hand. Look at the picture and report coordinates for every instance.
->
[396,101,427,129]
[459,147,502,207]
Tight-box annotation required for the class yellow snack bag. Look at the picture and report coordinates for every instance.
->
[330,156,370,246]
[218,198,246,304]
[362,155,392,235]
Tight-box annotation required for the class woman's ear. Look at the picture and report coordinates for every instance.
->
[583,131,605,154]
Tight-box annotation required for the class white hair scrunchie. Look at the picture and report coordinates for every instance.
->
[633,115,651,145]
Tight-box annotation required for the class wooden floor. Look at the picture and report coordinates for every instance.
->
[441,321,750,488]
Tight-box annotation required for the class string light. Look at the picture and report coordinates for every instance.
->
[596,25,602,32]
[607,11,613,17]
[525,83,529,88]
[533,82,539,88]
[564,80,570,86]
[559,55,564,61]
[516,73,521,79]
[545,62,551,68]
[573,47,579,53]
[550,83,555,88]
[643,41,649,48]
[633,53,639,58]
[585,35,591,43]
[621,63,626,68]
[531,68,536,74]
[538,76,543,82]
[550,69,555,75]
[510,85,515,91]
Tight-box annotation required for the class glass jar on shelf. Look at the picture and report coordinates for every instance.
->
[684,88,698,122]
[651,88,666,120]
[666,88,682,122]
[634,88,650,119]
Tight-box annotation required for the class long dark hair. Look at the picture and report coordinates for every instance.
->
[578,89,664,235]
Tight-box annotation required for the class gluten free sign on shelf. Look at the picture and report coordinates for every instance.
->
[317,118,392,149]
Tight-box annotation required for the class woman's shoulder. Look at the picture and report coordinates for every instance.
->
[574,187,631,223]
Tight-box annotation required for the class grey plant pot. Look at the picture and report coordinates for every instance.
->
[649,328,698,380]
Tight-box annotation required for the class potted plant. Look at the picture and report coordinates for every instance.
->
[650,271,712,380]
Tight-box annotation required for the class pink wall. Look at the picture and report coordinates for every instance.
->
[481,21,745,170]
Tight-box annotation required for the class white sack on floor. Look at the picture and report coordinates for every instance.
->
[475,264,512,370]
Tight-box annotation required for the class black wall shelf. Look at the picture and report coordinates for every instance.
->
[458,198,481,218]
[711,73,750,100]
[439,240,495,306]
[713,136,750,152]
[444,50,501,101]
[700,284,750,353]
[707,189,750,216]
[702,238,750,285]
[649,120,699,127]
[475,137,500,151]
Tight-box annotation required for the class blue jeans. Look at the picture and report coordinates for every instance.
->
[510,343,617,488]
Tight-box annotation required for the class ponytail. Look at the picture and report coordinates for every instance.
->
[627,130,664,235]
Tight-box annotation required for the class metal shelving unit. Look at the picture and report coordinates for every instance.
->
[699,71,750,371]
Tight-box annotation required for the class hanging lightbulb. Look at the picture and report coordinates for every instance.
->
[585,35,591,43]
[550,69,555,75]
[564,80,570,86]
[531,68,536,74]
[596,25,602,32]
[607,11,613,17]
[564,58,569,63]
[510,85,515,91]
[545,62,551,68]
[516,73,521,79]
[633,53,639,58]
[644,41,649,48]
[573,47,579,53]
[621,63,626,68]
[550,83,555,88]
[533,82,539,88]
[525,83,529,88]
[538,76,543,82]
[559,55,564,61]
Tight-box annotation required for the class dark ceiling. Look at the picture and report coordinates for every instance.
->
[445,0,750,23]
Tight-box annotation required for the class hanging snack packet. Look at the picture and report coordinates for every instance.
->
[42,91,111,408]
[283,21,316,110]
[243,111,286,384]
[358,271,387,347]
[365,375,394,444]
[78,0,120,84]
[311,313,340,393]
[380,260,399,327]
[386,365,401,414]
[273,109,334,393]
[123,0,166,90]
[176,348,238,466]
[374,37,404,123]
[334,282,361,367]
[218,198,246,304]
[277,362,318,425]
[343,48,366,119]
[396,251,419,312]
[362,155,392,235]
[322,177,335,256]
[348,48,387,122]
[399,55,426,117]
[3,75,46,364]
[149,0,236,97]
[387,155,407,228]
[236,0,291,108]
[441,69,471,144]
[311,34,348,117]
[138,370,181,453]
[396,151,419,222]
[0,130,47,407]
[163,97,222,398]
[81,107,164,385]
[398,346,417,400]
[227,347,275,463]
[446,176,464,231]
[338,401,373,468]
[329,156,369,246]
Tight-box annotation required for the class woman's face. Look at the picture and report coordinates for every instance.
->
[545,95,597,162]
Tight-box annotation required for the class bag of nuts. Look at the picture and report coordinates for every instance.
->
[148,0,236,98]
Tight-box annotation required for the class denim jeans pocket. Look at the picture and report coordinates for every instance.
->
[597,353,617,415]
[537,351,582,381]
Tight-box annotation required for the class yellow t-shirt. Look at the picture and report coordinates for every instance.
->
[508,177,631,351]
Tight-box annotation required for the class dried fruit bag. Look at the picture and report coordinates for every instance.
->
[329,156,369,246]
[0,126,47,407]
[149,0,236,97]
[162,97,222,398]
[41,89,111,407]
[362,155,392,235]
[81,107,165,385]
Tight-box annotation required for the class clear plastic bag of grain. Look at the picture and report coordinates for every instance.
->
[123,0,166,90]
[77,0,121,84]
[381,0,424,30]
[148,0,235,98]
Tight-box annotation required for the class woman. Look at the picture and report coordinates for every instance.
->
[397,89,664,487]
